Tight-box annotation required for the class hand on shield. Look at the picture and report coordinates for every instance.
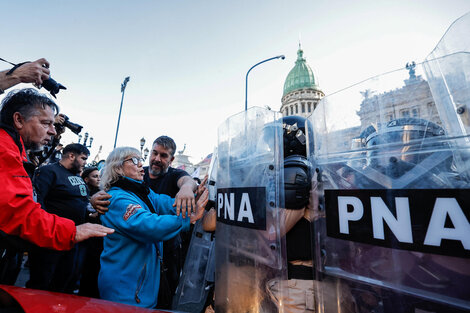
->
[190,187,209,224]
[197,174,208,197]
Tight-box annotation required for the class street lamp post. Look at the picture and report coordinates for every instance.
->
[140,137,146,155]
[245,55,285,111]
[83,132,93,148]
[143,147,149,161]
[113,76,130,148]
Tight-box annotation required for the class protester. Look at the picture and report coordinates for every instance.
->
[90,135,199,307]
[27,144,90,292]
[0,88,113,251]
[144,136,198,307]
[79,166,103,298]
[82,166,100,196]
[98,147,207,308]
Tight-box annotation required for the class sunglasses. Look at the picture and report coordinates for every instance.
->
[123,157,144,165]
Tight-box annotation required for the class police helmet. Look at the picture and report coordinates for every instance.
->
[282,116,313,209]
[282,115,313,158]
[365,117,449,176]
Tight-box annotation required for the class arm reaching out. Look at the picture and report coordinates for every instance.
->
[74,223,114,243]
[0,58,50,91]
[174,175,198,218]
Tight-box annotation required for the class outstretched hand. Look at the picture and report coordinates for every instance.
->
[74,223,114,243]
[197,175,208,197]
[191,187,209,224]
[173,185,196,218]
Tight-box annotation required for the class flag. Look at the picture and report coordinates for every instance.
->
[201,153,212,164]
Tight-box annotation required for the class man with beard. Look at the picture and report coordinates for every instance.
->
[27,143,91,292]
[144,136,198,308]
[89,136,198,305]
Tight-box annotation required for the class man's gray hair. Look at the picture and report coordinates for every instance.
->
[100,146,140,191]
[0,88,58,127]
[152,136,176,156]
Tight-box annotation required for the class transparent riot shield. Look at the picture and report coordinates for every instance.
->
[424,12,470,182]
[172,220,215,312]
[309,16,470,311]
[172,148,218,312]
[215,107,287,313]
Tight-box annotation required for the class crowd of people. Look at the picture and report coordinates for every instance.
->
[2,56,465,313]
[0,57,335,313]
[0,58,212,310]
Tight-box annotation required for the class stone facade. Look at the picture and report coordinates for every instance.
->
[281,88,324,118]
[357,74,441,132]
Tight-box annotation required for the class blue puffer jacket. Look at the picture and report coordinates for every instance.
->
[98,177,190,308]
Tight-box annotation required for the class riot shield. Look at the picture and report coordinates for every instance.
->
[215,107,287,313]
[308,15,470,312]
[423,12,470,182]
[172,220,215,312]
[172,148,218,312]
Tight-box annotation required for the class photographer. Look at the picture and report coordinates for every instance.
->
[30,113,81,167]
[0,58,50,94]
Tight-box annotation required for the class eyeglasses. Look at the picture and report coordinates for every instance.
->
[123,157,144,166]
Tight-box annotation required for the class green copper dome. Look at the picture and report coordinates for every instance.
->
[283,47,317,96]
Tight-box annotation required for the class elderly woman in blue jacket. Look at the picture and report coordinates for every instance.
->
[98,147,207,308]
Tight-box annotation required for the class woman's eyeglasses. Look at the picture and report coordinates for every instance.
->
[123,157,144,165]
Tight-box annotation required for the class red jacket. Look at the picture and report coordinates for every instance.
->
[0,128,76,250]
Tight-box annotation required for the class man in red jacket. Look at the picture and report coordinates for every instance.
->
[0,88,113,251]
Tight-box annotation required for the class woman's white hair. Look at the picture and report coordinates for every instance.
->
[100,146,140,191]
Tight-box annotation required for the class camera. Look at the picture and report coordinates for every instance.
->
[42,77,66,98]
[55,115,83,135]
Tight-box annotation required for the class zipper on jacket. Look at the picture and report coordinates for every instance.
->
[135,263,147,303]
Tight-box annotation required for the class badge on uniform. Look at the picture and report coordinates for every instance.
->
[123,204,141,221]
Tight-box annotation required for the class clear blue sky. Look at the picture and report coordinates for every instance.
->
[1,0,470,162]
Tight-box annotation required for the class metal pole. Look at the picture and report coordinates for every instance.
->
[245,55,285,111]
[114,77,130,148]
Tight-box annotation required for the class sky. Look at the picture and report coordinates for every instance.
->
[1,0,470,164]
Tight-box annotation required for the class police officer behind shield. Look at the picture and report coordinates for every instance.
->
[201,116,317,312]
[266,115,317,313]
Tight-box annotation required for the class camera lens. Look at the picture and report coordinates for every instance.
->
[42,77,66,98]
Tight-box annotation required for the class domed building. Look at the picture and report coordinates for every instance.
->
[281,45,324,118]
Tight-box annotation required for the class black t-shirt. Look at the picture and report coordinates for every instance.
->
[143,166,189,197]
[33,162,88,225]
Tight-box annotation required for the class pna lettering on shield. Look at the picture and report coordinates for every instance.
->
[324,189,470,257]
[338,196,469,248]
[218,192,254,223]
[216,187,267,230]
